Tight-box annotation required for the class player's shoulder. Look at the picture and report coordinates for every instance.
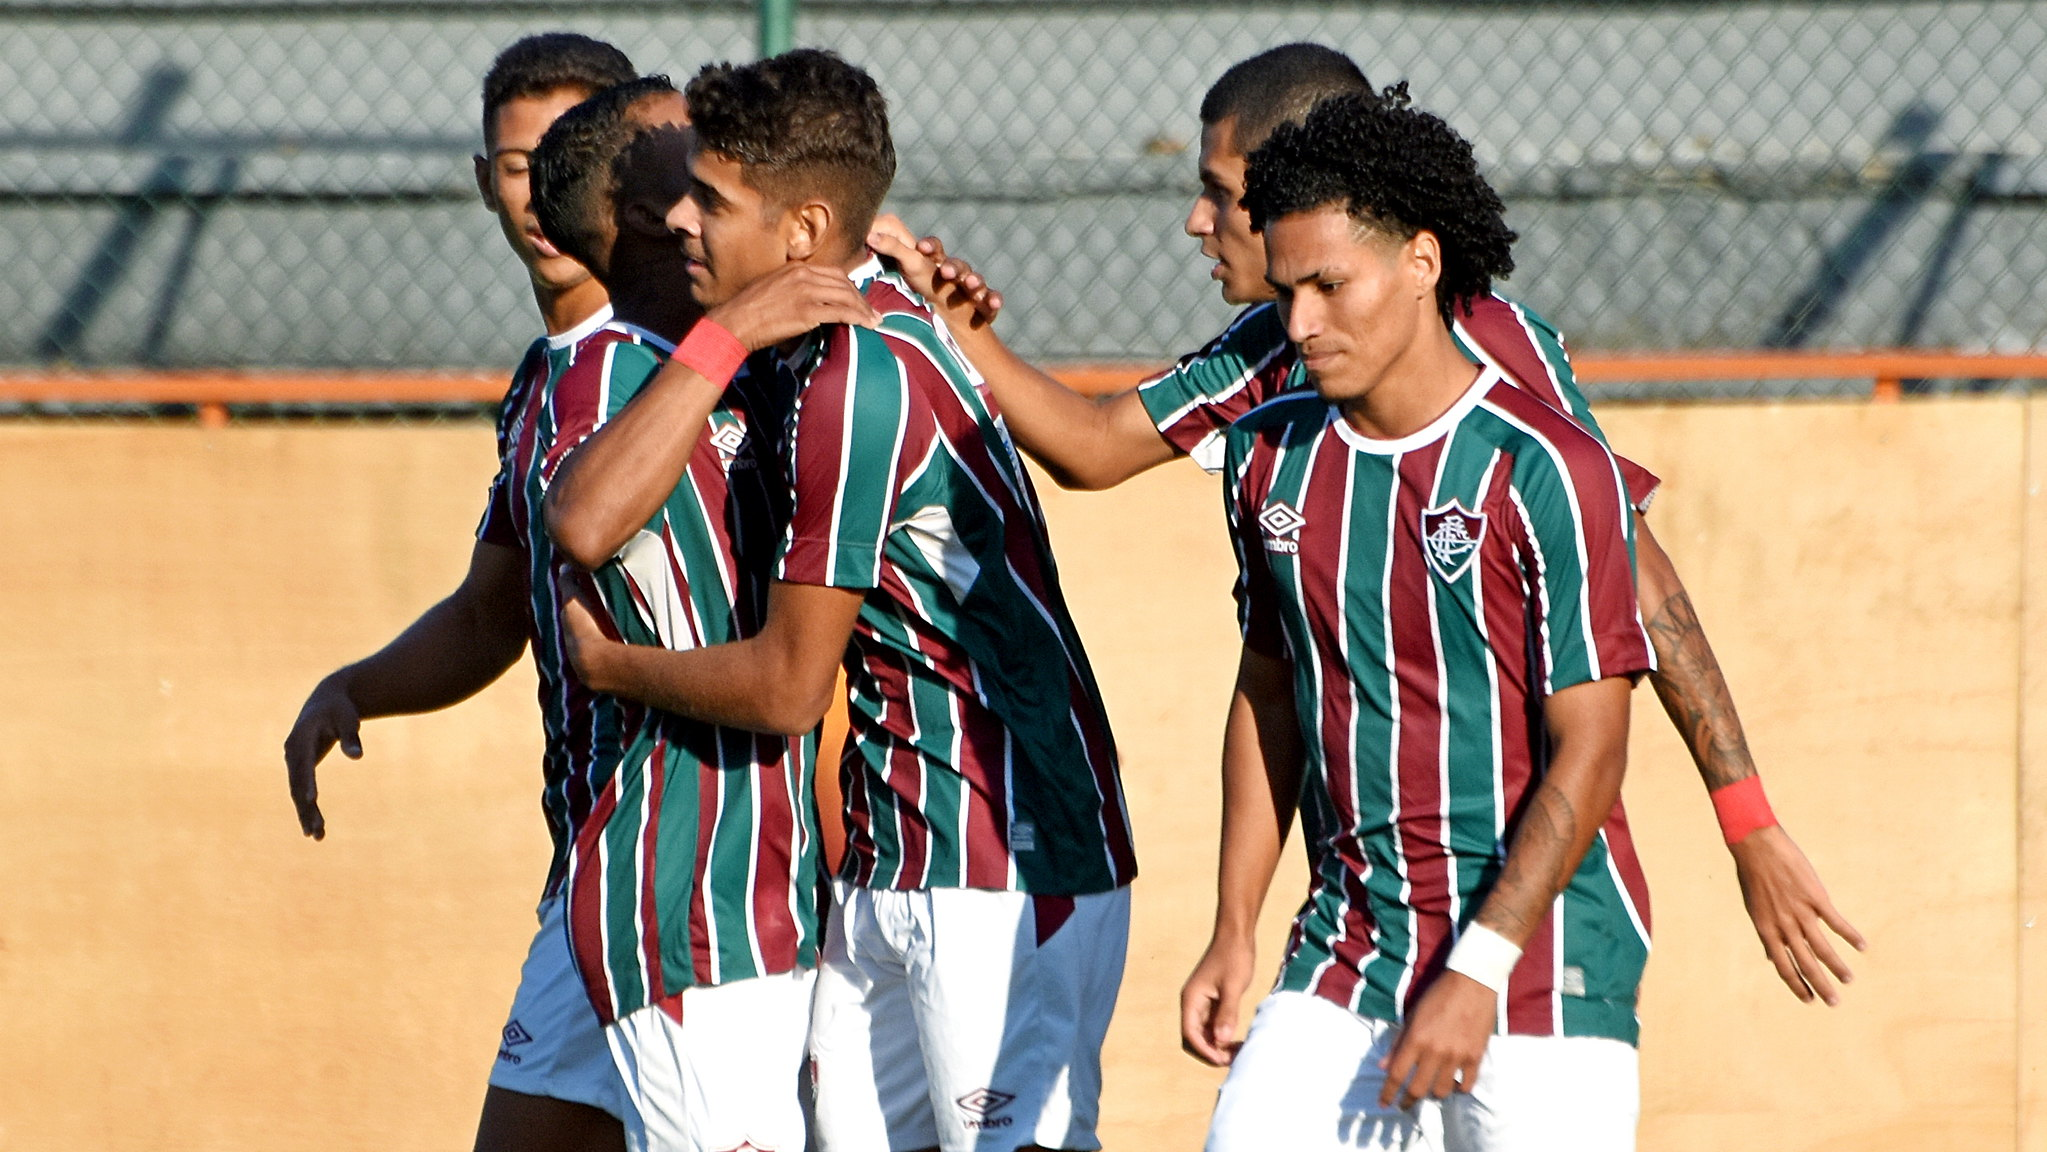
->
[1230,387,1328,442]
[1474,377,1618,486]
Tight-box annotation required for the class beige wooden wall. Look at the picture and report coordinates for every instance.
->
[0,398,2037,1150]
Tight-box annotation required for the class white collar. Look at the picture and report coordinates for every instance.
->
[846,253,883,284]
[607,318,677,355]
[546,303,614,350]
[1328,365,1501,456]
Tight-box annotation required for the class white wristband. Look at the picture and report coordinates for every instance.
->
[1444,924,1522,996]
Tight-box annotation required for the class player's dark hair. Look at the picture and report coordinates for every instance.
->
[1200,43,1372,154]
[481,32,636,145]
[530,75,678,276]
[1243,86,1516,324]
[684,48,895,242]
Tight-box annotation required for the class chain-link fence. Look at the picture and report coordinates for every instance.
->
[2,0,2043,401]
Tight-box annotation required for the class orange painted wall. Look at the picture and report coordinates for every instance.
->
[0,400,2035,1149]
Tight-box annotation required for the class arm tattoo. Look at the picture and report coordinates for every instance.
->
[1478,783,1579,940]
[1645,588,1757,790]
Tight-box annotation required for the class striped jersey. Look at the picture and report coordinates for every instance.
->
[1137,293,1660,512]
[476,304,622,900]
[776,256,1136,896]
[1223,366,1657,1044]
[546,322,820,1023]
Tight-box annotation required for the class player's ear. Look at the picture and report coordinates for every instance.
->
[1409,229,1443,300]
[474,153,497,210]
[784,199,832,261]
[620,197,667,237]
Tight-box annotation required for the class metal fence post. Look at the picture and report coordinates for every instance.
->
[759,0,794,58]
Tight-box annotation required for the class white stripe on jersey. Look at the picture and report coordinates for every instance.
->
[1479,398,1603,681]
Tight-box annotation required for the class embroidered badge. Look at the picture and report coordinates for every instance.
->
[1420,501,1486,581]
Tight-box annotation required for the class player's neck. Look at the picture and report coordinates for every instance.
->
[609,275,702,346]
[1337,322,1482,442]
[535,276,611,338]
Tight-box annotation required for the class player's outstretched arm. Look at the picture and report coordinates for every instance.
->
[1181,645,1303,1067]
[1380,675,1633,1109]
[284,538,528,840]
[867,224,1179,491]
[1634,516,1865,1003]
[556,572,859,737]
[546,262,880,569]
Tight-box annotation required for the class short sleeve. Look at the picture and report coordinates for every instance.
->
[475,339,546,547]
[1222,427,1289,659]
[1136,304,1298,473]
[776,326,908,591]
[1457,294,1660,513]
[1508,434,1655,695]
[540,338,664,486]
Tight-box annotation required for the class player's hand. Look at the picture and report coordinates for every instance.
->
[1729,823,1866,1005]
[283,672,363,840]
[1378,971,1495,1108]
[1180,934,1256,1066]
[866,221,1003,332]
[554,568,623,692]
[705,261,880,352]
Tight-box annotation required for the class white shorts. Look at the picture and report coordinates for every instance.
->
[487,894,631,1121]
[809,882,1131,1152]
[603,968,816,1152]
[1206,991,1638,1152]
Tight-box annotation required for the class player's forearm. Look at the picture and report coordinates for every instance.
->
[1471,676,1632,945]
[955,324,1175,490]
[336,579,527,720]
[1212,650,1304,942]
[1635,519,1759,790]
[546,358,725,570]
[578,636,827,737]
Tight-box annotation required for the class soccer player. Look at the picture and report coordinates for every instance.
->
[524,75,874,1152]
[550,49,1135,1152]
[869,42,1862,1016]
[281,32,637,1152]
[1200,89,1652,1149]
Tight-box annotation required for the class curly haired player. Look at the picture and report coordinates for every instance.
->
[1188,88,1653,1150]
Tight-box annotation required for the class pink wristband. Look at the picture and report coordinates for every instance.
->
[1710,775,1777,845]
[674,318,748,386]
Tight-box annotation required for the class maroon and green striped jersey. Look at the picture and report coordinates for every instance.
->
[543,322,822,1024]
[476,305,624,899]
[1137,293,1660,512]
[776,257,1136,896]
[1224,366,1656,1045]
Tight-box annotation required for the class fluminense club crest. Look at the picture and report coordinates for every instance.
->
[1420,500,1486,582]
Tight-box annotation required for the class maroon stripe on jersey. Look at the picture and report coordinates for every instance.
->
[687,750,717,983]
[540,336,616,483]
[568,780,624,1023]
[780,339,855,588]
[890,724,930,888]
[961,718,1013,890]
[1462,295,1566,412]
[1391,445,1456,1014]
[1506,907,1558,1034]
[751,738,803,959]
[639,737,669,1002]
[1297,433,1369,1007]
[1313,849,1382,1009]
[1601,803,1653,935]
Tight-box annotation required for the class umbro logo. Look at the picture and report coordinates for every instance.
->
[1421,501,1486,582]
[496,1019,533,1065]
[956,1088,1016,1130]
[709,423,748,457]
[1259,501,1305,554]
